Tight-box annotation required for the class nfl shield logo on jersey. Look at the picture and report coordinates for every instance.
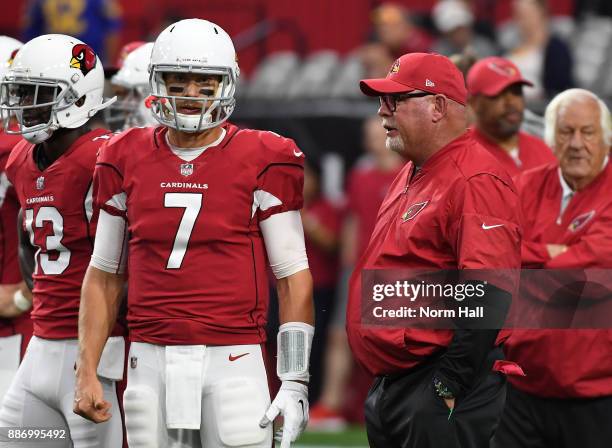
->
[180,163,194,177]
[36,176,45,190]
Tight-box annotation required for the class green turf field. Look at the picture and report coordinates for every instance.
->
[292,426,369,447]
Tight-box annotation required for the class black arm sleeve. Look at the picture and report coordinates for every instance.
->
[17,209,35,291]
[434,281,511,398]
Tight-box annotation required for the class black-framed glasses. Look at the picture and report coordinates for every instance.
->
[379,92,433,112]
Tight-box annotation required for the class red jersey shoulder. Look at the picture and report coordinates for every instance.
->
[69,129,113,170]
[5,139,31,184]
[0,131,22,160]
[97,126,156,167]
[232,127,305,173]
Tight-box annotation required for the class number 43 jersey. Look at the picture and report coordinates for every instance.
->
[6,129,114,339]
[94,124,304,345]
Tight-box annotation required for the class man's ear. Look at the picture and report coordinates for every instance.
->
[431,95,448,123]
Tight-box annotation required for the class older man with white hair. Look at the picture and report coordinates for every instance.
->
[492,88,612,448]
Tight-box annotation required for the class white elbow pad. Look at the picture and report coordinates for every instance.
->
[277,322,314,383]
[260,211,309,279]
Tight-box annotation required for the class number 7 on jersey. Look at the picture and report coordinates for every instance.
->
[164,193,202,269]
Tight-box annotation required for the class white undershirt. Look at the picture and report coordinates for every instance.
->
[165,128,226,162]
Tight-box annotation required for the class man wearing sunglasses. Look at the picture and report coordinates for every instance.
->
[346,52,523,447]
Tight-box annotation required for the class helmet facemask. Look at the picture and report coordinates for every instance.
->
[149,65,236,133]
[0,76,77,143]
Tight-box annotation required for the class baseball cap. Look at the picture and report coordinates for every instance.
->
[360,52,468,105]
[466,57,533,96]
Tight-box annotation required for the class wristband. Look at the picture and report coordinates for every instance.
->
[13,289,32,312]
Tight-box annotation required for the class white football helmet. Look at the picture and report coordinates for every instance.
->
[0,36,22,80]
[0,34,115,144]
[108,42,156,130]
[149,19,239,132]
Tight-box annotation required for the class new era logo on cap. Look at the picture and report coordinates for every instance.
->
[425,79,435,87]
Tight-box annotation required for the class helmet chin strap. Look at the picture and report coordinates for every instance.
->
[87,96,117,118]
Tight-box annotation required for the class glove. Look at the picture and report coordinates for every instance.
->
[259,381,309,448]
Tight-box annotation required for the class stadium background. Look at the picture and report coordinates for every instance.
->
[2,0,612,446]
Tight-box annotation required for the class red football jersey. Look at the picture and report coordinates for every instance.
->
[346,133,522,376]
[0,130,32,346]
[6,128,114,339]
[94,124,304,345]
[504,162,612,397]
[468,127,556,177]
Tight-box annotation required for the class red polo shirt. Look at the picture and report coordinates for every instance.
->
[346,132,522,376]
[468,127,556,177]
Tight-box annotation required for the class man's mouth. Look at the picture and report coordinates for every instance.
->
[178,105,203,115]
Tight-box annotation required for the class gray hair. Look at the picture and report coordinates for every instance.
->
[544,88,612,148]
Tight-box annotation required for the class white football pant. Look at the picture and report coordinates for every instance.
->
[124,342,272,448]
[0,336,123,447]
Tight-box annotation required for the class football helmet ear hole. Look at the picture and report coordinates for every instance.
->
[75,95,86,107]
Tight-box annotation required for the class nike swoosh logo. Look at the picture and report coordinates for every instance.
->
[228,353,249,362]
[482,223,504,230]
[293,150,303,157]
[298,399,305,416]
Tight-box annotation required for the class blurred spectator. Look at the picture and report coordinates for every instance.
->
[359,42,395,79]
[432,0,497,58]
[504,0,573,106]
[301,159,342,404]
[309,115,403,430]
[467,56,555,175]
[22,0,122,64]
[450,49,478,125]
[370,3,433,59]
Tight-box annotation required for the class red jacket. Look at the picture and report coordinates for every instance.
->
[468,127,556,177]
[346,133,522,376]
[504,161,612,398]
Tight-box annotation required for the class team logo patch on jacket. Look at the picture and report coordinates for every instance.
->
[70,44,97,76]
[401,200,429,222]
[568,210,595,232]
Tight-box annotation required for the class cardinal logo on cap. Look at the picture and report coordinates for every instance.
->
[390,59,400,74]
[488,62,516,78]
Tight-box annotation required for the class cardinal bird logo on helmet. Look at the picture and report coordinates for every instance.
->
[7,49,18,66]
[70,44,97,76]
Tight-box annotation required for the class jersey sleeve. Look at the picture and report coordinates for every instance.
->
[93,135,127,220]
[254,133,304,222]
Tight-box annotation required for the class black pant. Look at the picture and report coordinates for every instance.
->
[492,383,612,448]
[365,349,507,448]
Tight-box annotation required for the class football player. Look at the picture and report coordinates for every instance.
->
[0,34,124,447]
[0,35,34,403]
[73,19,314,448]
[105,41,157,131]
